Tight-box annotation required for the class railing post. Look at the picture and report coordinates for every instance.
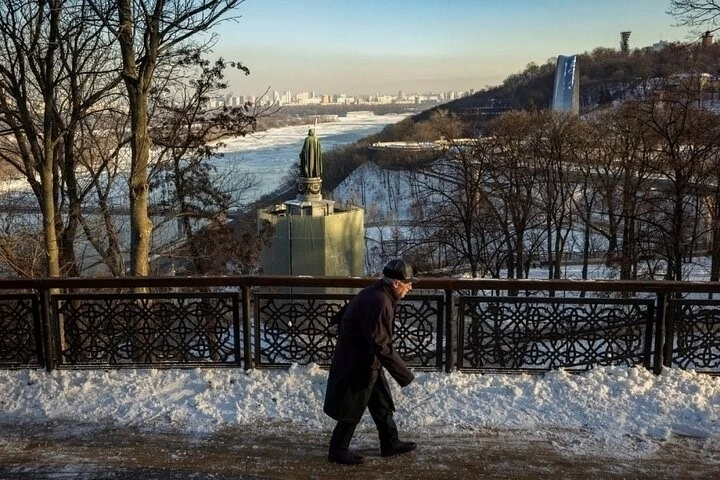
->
[242,286,253,370]
[39,288,56,372]
[662,293,676,371]
[444,288,454,373]
[31,292,45,368]
[232,291,242,368]
[653,292,667,375]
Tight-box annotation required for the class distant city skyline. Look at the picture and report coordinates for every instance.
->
[208,0,697,97]
[209,88,467,109]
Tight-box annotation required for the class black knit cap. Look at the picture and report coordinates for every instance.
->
[382,259,418,282]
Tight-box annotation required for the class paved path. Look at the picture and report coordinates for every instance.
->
[0,422,718,479]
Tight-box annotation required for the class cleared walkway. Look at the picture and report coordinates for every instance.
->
[0,421,718,479]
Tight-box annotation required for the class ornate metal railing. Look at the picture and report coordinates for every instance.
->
[0,276,719,375]
[253,293,346,368]
[55,293,241,367]
[253,293,444,369]
[458,297,655,372]
[0,294,42,367]
[667,299,720,372]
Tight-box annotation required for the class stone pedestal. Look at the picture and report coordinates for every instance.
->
[297,177,322,202]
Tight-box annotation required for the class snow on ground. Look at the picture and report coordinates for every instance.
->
[1,364,718,458]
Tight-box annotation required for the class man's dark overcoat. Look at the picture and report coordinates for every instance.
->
[323,279,414,423]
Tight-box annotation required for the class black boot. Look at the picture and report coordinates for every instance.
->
[380,440,417,457]
[328,448,364,465]
[328,421,362,464]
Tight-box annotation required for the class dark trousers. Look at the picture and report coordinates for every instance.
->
[329,372,399,450]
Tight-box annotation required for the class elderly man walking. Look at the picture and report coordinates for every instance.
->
[323,259,418,465]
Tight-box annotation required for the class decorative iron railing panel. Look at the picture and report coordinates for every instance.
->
[668,299,720,373]
[392,295,444,370]
[253,293,444,369]
[253,293,347,368]
[54,293,242,367]
[2,276,720,374]
[0,294,42,367]
[458,297,655,372]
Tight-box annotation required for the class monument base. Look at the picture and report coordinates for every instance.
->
[258,203,365,280]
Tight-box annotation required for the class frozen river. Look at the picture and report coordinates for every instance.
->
[0,112,408,205]
[215,113,408,202]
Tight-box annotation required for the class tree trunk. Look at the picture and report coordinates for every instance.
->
[41,161,60,277]
[41,0,61,277]
[118,0,154,277]
[129,97,153,276]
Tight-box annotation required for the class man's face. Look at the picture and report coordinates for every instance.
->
[392,279,413,299]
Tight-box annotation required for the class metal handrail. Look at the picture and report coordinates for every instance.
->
[2,275,720,293]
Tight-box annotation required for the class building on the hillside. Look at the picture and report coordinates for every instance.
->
[551,55,579,115]
[702,31,714,48]
[650,40,671,52]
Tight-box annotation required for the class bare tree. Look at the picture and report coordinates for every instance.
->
[486,111,545,279]
[579,105,658,279]
[87,0,247,276]
[0,0,123,277]
[0,195,45,276]
[532,111,587,279]
[408,135,502,278]
[148,51,274,274]
[630,78,720,280]
[669,1,720,33]
[74,110,131,276]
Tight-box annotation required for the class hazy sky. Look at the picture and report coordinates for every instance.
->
[209,0,696,97]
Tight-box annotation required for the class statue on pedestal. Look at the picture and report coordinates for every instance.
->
[299,128,322,178]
